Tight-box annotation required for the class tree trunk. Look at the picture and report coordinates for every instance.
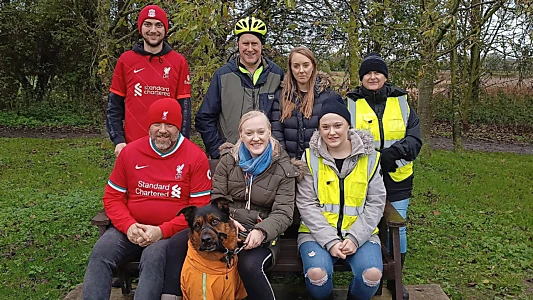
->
[96,0,114,123]
[348,0,361,86]
[417,54,436,152]
[417,1,439,153]
[450,24,463,151]
[464,0,482,131]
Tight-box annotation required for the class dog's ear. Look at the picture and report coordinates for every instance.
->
[177,206,197,225]
[210,198,230,215]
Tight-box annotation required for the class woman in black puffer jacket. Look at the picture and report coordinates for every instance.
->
[271,47,338,159]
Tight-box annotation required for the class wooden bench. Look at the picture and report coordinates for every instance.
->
[91,159,406,299]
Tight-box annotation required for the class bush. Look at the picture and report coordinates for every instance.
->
[0,93,100,127]
[432,92,533,126]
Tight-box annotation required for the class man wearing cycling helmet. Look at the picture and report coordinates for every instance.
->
[195,16,284,158]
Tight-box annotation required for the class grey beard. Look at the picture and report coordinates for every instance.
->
[154,140,172,151]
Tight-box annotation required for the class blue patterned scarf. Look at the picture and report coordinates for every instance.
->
[238,141,272,177]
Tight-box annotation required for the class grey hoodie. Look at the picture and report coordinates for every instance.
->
[296,129,386,251]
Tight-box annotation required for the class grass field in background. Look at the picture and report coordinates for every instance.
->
[0,138,532,299]
[408,151,533,299]
[0,138,113,299]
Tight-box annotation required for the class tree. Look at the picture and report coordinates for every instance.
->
[0,0,98,111]
[417,0,460,151]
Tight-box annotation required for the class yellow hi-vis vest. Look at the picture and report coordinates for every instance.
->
[299,149,380,236]
[347,95,413,182]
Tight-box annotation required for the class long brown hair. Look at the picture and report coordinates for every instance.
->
[280,47,318,121]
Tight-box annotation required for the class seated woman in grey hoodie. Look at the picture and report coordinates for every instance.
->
[296,95,386,300]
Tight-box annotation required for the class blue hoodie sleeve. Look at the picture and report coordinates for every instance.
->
[195,72,224,158]
[105,91,126,145]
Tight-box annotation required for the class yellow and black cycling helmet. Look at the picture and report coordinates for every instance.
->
[234,17,267,42]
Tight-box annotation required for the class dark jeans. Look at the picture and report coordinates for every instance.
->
[162,229,189,295]
[163,230,275,300]
[82,227,168,300]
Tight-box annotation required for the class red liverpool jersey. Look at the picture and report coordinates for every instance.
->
[103,134,210,238]
[109,50,191,143]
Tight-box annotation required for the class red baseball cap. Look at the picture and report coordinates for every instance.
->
[137,5,168,34]
[147,98,182,130]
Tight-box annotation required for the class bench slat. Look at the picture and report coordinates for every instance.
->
[383,201,406,227]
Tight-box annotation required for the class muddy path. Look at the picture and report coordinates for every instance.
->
[1,123,532,155]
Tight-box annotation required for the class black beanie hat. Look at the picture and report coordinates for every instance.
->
[359,52,388,80]
[319,94,351,125]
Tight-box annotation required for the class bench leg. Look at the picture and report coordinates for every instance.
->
[390,227,403,300]
[118,269,132,296]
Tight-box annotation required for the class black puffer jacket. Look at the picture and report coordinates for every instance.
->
[271,72,337,159]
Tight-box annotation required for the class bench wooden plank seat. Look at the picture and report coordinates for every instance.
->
[90,159,406,299]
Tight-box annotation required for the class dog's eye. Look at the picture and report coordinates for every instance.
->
[193,222,201,230]
[211,219,219,226]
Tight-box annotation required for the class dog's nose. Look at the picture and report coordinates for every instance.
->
[201,234,212,244]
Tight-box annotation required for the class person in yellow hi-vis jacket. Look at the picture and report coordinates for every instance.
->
[346,52,422,300]
[296,95,387,300]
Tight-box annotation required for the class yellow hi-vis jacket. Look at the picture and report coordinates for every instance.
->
[299,149,380,236]
[347,95,413,182]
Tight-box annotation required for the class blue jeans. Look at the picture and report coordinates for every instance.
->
[299,240,382,300]
[387,198,409,254]
[82,227,169,300]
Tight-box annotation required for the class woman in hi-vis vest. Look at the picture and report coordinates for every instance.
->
[346,52,423,300]
[296,95,386,300]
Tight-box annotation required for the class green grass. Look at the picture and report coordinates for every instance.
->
[407,151,533,299]
[0,138,532,299]
[0,138,114,299]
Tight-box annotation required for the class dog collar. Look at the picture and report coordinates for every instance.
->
[221,243,247,279]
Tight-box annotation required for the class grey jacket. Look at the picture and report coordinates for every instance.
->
[296,129,387,251]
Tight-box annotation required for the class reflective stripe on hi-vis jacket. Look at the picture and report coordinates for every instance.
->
[347,95,413,182]
[299,149,380,237]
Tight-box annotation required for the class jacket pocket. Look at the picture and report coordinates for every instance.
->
[388,118,405,132]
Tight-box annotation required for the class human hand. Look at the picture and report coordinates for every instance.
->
[126,223,149,245]
[328,242,346,259]
[231,218,247,242]
[136,224,164,247]
[114,143,127,157]
[339,239,357,256]
[244,229,265,250]
[379,147,398,172]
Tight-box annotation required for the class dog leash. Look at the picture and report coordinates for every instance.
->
[222,243,248,279]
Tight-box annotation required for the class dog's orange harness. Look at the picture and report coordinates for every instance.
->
[181,241,247,300]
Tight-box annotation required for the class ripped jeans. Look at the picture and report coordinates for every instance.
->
[299,240,382,300]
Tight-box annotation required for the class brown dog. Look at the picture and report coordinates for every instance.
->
[178,199,247,300]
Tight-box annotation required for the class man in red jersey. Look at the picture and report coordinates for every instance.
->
[106,4,192,157]
[83,98,211,300]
